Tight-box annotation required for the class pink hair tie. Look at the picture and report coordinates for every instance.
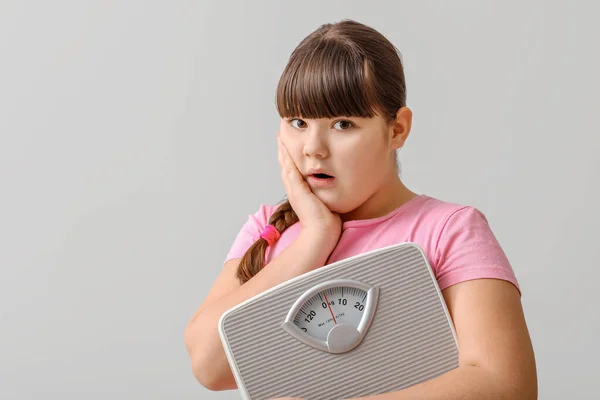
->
[260,224,280,246]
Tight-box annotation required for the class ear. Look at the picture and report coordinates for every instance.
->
[389,107,412,150]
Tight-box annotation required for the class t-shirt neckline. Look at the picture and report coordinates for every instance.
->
[342,194,428,229]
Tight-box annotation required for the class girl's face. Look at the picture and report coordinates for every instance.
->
[279,113,405,214]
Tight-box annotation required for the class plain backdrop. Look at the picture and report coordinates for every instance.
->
[1,1,598,399]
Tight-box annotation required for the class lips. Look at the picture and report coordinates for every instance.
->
[307,168,335,179]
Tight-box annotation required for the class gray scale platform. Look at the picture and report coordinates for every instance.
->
[218,242,459,400]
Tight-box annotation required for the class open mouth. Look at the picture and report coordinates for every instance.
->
[312,173,334,179]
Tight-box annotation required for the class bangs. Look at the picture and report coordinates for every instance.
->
[276,39,380,119]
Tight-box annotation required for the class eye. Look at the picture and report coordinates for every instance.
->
[289,118,307,129]
[333,120,354,130]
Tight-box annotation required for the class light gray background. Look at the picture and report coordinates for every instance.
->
[1,1,598,399]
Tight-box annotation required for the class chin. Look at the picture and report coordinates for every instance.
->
[318,195,357,215]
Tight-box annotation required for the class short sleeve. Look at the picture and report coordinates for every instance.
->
[224,204,273,263]
[433,206,521,295]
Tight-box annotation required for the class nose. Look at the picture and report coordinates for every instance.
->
[303,128,329,159]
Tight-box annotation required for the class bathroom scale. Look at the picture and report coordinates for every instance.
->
[218,242,459,400]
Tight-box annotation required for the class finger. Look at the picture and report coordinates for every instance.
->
[279,140,301,192]
[277,136,294,194]
[278,136,295,182]
[277,135,284,169]
[278,137,295,191]
[281,148,312,196]
[280,140,300,180]
[278,135,313,198]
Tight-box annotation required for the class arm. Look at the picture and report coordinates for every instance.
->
[343,279,537,400]
[184,229,336,391]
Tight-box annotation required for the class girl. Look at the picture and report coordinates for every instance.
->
[185,19,537,400]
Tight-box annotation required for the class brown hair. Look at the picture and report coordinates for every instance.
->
[235,19,407,284]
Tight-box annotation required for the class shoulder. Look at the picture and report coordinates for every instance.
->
[414,195,520,294]
[252,203,281,225]
[417,195,500,255]
[223,202,285,263]
[403,195,489,238]
[415,195,490,231]
[242,202,285,229]
[419,194,478,217]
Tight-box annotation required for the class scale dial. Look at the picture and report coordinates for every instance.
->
[281,279,379,353]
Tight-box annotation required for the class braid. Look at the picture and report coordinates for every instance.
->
[235,200,299,284]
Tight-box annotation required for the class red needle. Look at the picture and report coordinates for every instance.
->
[323,292,337,324]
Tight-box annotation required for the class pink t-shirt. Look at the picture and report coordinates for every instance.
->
[225,194,520,294]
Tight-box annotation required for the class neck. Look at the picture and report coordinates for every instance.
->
[340,174,419,223]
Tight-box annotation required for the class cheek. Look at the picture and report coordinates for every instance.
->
[280,132,304,166]
[342,142,387,179]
